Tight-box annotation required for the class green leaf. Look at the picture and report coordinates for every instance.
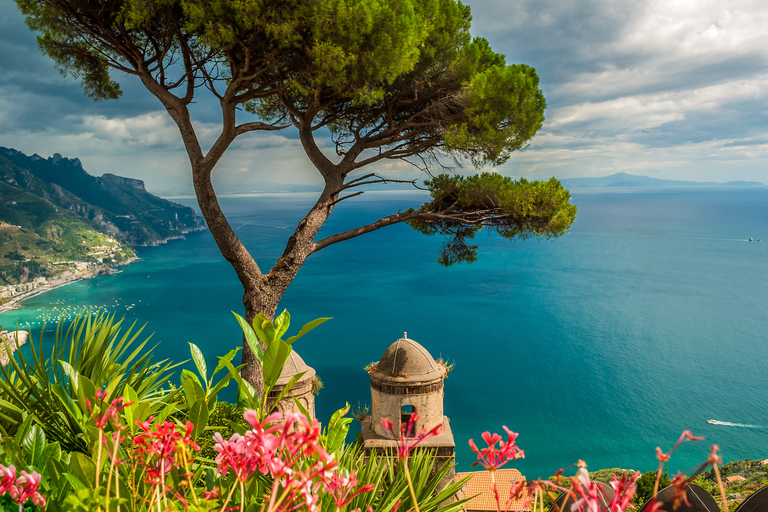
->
[75,375,97,415]
[154,401,176,424]
[263,338,292,391]
[285,317,331,345]
[41,441,62,464]
[233,312,264,363]
[324,403,352,453]
[212,348,240,379]
[225,419,248,436]
[52,383,83,422]
[189,342,207,382]
[63,472,88,492]
[292,397,310,417]
[273,309,291,339]
[182,370,206,404]
[123,384,138,434]
[59,360,79,391]
[188,399,209,441]
[23,424,46,468]
[69,452,97,489]
[255,314,277,343]
[238,379,259,410]
[207,374,233,402]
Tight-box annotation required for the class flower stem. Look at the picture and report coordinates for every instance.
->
[181,448,199,505]
[240,481,246,512]
[713,463,728,512]
[220,481,239,512]
[402,459,421,512]
[96,426,103,488]
[491,471,501,512]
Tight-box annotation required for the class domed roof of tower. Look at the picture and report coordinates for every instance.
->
[371,334,445,383]
[276,350,316,386]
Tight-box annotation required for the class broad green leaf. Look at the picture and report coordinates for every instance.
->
[132,401,151,425]
[189,342,207,382]
[325,402,353,453]
[69,452,97,489]
[59,360,79,391]
[233,312,264,363]
[285,317,331,345]
[208,374,233,402]
[182,370,205,404]
[41,441,62,464]
[225,419,248,436]
[22,424,46,468]
[238,379,259,410]
[263,338,292,391]
[62,472,88,492]
[154,401,176,424]
[75,375,97,415]
[255,314,277,343]
[188,399,209,441]
[212,348,240,379]
[123,384,138,434]
[273,309,291,339]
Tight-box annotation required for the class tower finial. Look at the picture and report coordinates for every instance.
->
[404,331,407,338]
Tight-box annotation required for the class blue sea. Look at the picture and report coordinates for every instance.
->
[2,187,767,479]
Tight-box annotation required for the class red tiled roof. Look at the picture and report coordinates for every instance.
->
[455,469,531,512]
[726,475,746,483]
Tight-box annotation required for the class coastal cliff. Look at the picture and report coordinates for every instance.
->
[0,146,205,246]
[0,146,206,301]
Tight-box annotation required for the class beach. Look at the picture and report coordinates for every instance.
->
[0,256,140,314]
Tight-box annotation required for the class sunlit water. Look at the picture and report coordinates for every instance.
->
[3,187,767,478]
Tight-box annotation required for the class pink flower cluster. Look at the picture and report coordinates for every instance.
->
[381,412,444,459]
[213,410,373,512]
[0,464,46,508]
[133,418,200,486]
[568,468,641,512]
[86,389,134,429]
[468,426,524,471]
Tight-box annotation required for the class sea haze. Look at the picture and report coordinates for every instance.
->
[2,187,767,478]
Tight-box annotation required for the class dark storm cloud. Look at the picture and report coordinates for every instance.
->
[0,0,767,189]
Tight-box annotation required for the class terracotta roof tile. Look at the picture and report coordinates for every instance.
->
[455,469,530,511]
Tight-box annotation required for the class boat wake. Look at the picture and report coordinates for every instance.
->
[707,419,760,428]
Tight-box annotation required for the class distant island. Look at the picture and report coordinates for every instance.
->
[0,146,205,310]
[559,172,766,189]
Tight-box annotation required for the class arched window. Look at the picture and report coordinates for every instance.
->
[401,404,417,425]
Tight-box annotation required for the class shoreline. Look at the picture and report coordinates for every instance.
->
[0,256,141,314]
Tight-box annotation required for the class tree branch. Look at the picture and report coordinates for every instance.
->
[235,121,291,136]
[312,209,505,252]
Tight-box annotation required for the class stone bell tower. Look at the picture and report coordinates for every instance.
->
[361,334,455,492]
[266,350,317,421]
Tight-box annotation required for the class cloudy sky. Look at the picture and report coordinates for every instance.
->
[1,0,767,195]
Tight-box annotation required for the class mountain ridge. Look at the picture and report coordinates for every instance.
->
[0,147,205,246]
[559,172,766,189]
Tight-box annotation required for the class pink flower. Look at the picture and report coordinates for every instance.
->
[570,468,602,512]
[656,430,704,463]
[86,391,134,428]
[9,470,46,507]
[607,471,640,512]
[0,464,16,494]
[468,426,524,471]
[133,419,200,485]
[708,445,722,465]
[381,413,443,459]
[322,469,375,507]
